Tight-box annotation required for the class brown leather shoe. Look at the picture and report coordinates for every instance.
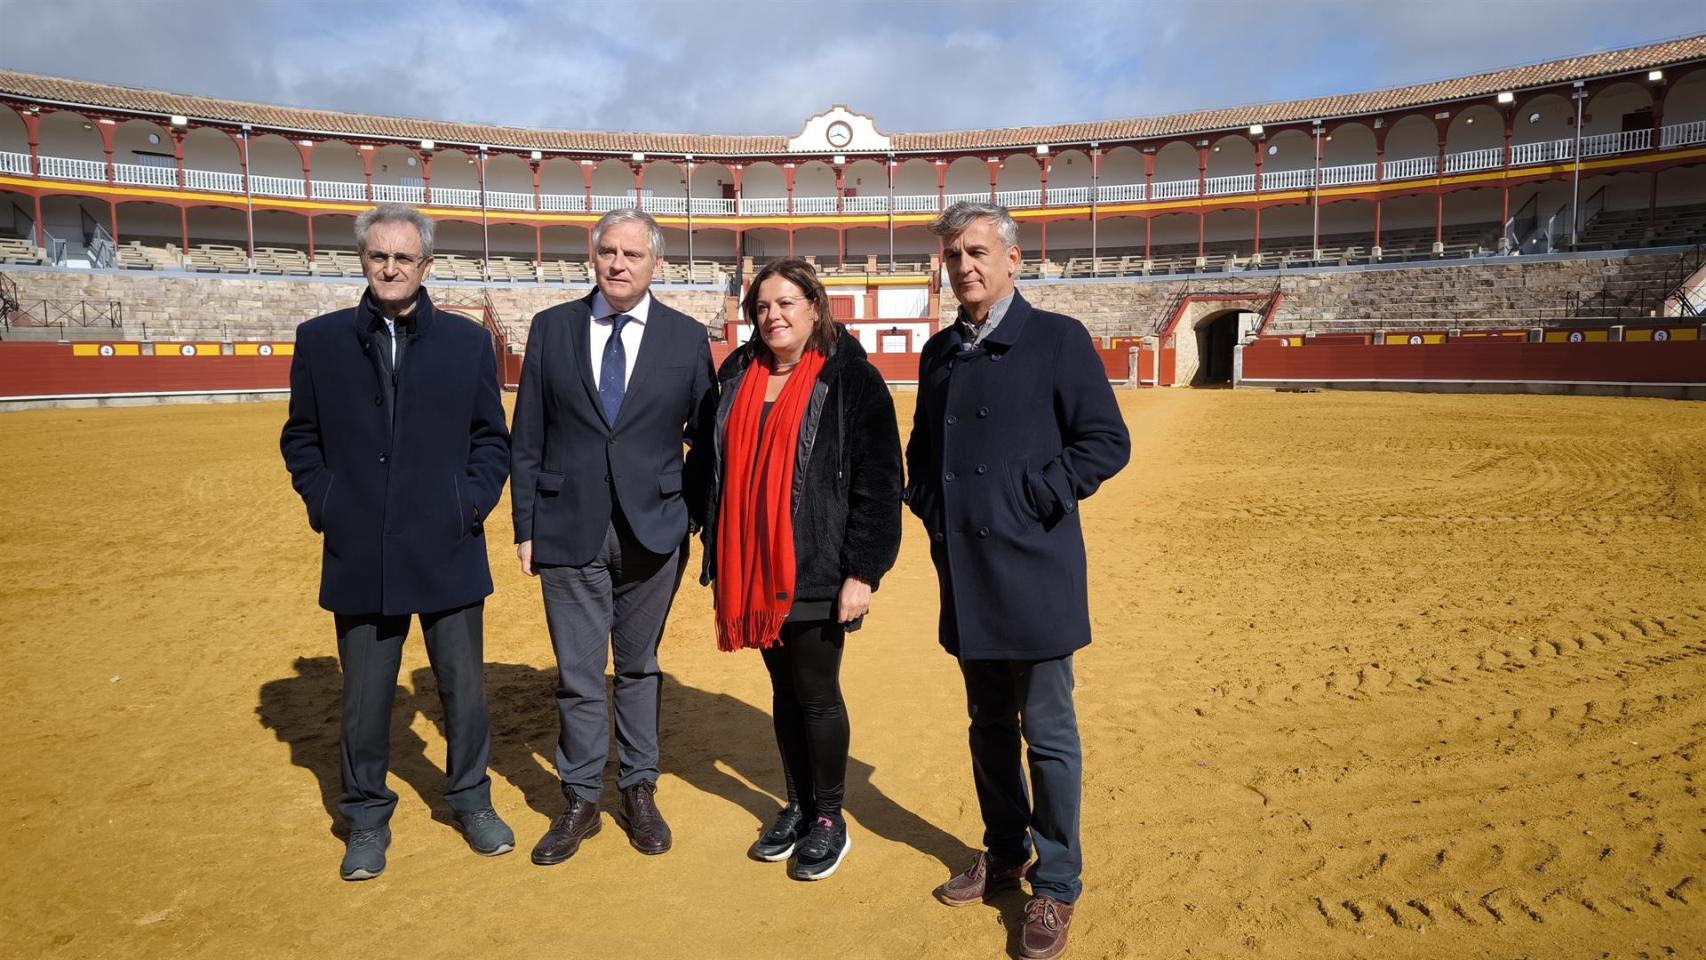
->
[617,780,672,855]
[934,851,1028,906]
[531,795,601,866]
[1019,895,1075,959]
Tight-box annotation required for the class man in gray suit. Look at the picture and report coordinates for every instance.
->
[510,208,715,865]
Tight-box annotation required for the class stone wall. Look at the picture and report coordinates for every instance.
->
[5,251,1679,348]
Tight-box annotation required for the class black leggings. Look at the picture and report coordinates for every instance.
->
[760,619,849,822]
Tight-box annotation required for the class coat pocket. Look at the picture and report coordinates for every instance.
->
[658,466,683,497]
[1003,457,1041,530]
[536,470,565,494]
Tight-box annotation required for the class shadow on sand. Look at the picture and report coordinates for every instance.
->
[257,656,974,873]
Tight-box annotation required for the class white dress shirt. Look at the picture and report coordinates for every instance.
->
[588,290,651,391]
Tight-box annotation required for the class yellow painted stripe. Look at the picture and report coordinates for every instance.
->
[4,145,1703,227]
[71,343,100,356]
[821,275,930,287]
[1668,328,1699,341]
[1625,328,1654,341]
[233,343,261,355]
[156,342,222,357]
[113,342,141,356]
[71,343,142,356]
[1543,330,1610,343]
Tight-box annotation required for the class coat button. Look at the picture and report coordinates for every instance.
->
[976,526,990,538]
[373,395,382,406]
[932,531,944,542]
[977,406,989,417]
[946,415,958,426]
[944,471,956,482]
[975,464,987,475]
[378,453,388,464]
[991,354,1003,362]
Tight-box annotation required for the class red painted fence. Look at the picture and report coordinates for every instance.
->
[1241,337,1706,388]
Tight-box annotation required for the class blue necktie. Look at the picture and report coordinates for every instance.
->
[600,313,630,424]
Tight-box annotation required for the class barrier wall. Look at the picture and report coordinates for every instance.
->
[0,341,294,402]
[1240,336,1706,398]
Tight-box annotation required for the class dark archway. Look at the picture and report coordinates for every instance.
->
[1193,310,1240,385]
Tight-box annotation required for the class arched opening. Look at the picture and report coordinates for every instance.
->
[1585,80,1656,138]
[35,111,105,175]
[943,156,988,201]
[487,222,538,280]
[844,159,887,212]
[111,119,175,186]
[742,227,789,262]
[1382,114,1439,172]
[1193,309,1241,386]
[642,159,686,214]
[539,157,586,210]
[589,158,634,210]
[309,140,365,202]
[182,127,241,188]
[1444,103,1505,157]
[792,160,835,214]
[742,162,786,209]
[1101,146,1143,194]
[0,108,27,155]
[1047,149,1092,204]
[690,161,737,217]
[1151,140,1199,195]
[248,133,306,185]
[183,206,250,270]
[37,194,112,263]
[1663,68,1706,126]
[793,226,838,265]
[370,144,422,201]
[893,158,937,209]
[999,153,1041,206]
[541,224,592,282]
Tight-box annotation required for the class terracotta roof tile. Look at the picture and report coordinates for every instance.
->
[2,34,1701,158]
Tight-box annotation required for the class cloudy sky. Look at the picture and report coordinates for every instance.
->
[2,0,1702,135]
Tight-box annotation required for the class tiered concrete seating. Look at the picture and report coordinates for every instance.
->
[185,244,250,273]
[114,241,181,271]
[485,256,537,282]
[0,237,48,265]
[255,246,312,276]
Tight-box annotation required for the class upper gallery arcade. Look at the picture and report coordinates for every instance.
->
[0,33,1703,270]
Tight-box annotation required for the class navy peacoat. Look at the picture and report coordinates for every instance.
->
[904,291,1130,660]
[281,288,510,616]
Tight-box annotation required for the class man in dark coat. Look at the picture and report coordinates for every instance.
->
[510,208,716,866]
[280,204,514,881]
[905,201,1130,959]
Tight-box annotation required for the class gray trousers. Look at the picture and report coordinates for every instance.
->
[961,654,1083,903]
[539,514,683,803]
[334,601,492,831]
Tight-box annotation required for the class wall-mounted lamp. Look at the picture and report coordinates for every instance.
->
[170,114,188,128]
[530,150,542,161]
[631,152,645,163]
[419,139,435,151]
[1496,91,1515,104]
[1649,70,1665,83]
[1035,144,1050,155]
[1248,124,1264,137]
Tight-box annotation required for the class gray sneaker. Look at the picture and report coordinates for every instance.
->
[340,826,390,881]
[456,807,515,856]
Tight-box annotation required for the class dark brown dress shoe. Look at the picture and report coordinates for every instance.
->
[1019,895,1075,959]
[531,795,601,866]
[934,851,1028,906]
[617,780,672,855]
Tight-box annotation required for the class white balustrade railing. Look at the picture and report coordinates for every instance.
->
[1383,155,1436,180]
[843,195,889,214]
[1444,147,1503,174]
[1262,167,1314,191]
[311,179,367,201]
[487,189,534,211]
[1321,162,1376,186]
[591,194,635,213]
[185,168,242,193]
[893,193,940,213]
[13,116,1706,231]
[251,174,306,198]
[114,162,177,187]
[432,187,481,208]
[373,182,425,203]
[39,155,109,182]
[641,195,686,215]
[1661,119,1706,149]
[689,197,736,216]
[539,192,585,212]
[1511,138,1573,165]
[739,197,787,215]
[1582,127,1651,157]
[994,188,1041,208]
[793,195,837,214]
[1204,174,1254,197]
[1096,183,1145,203]
[1150,178,1200,200]
[1046,186,1091,206]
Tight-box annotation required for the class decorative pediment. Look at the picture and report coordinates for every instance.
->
[787,106,890,154]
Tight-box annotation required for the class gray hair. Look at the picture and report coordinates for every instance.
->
[591,207,665,259]
[929,201,1019,249]
[354,204,435,257]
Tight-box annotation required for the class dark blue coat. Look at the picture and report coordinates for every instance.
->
[509,291,715,566]
[905,291,1130,660]
[281,288,510,616]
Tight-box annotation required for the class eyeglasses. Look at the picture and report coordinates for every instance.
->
[365,251,427,268]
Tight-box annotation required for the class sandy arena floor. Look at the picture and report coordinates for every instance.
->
[1,389,1702,960]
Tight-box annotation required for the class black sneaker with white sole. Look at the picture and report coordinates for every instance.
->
[751,804,807,862]
[340,825,390,881]
[789,816,850,881]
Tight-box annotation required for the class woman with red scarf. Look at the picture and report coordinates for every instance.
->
[692,257,902,881]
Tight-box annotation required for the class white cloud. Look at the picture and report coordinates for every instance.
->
[0,0,1700,136]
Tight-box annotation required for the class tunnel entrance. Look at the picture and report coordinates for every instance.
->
[1194,311,1239,385]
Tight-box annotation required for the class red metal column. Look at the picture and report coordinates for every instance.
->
[581,159,593,213]
[1040,220,1048,262]
[1649,87,1666,236]
[23,112,40,172]
[1196,144,1208,260]
[835,165,846,214]
[1142,151,1155,261]
[100,122,116,184]
[179,205,189,254]
[1500,111,1513,250]
[299,141,315,203]
[306,214,316,260]
[420,153,432,205]
[172,131,186,188]
[785,164,797,215]
[535,224,543,265]
[1434,121,1447,251]
[935,160,946,209]
[109,200,119,246]
[362,149,375,202]
[986,158,1000,202]
[1373,126,1387,255]
[530,159,541,212]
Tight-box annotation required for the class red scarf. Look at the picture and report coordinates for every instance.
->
[714,349,828,651]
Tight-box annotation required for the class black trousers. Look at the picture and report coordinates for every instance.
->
[761,619,849,822]
[961,654,1082,903]
[334,601,492,831]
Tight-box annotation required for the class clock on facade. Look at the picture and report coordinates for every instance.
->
[826,121,853,148]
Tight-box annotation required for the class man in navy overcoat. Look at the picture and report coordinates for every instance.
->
[905,201,1130,959]
[281,204,513,880]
